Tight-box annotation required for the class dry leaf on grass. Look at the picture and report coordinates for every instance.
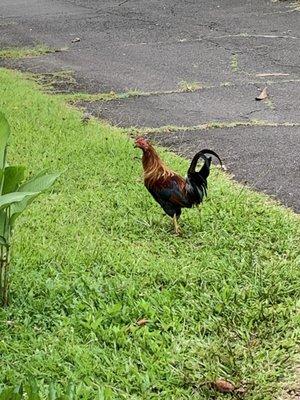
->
[213,379,235,393]
[255,87,268,101]
[137,319,149,326]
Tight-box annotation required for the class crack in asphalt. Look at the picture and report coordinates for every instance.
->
[122,31,300,47]
[131,121,300,135]
[213,33,300,40]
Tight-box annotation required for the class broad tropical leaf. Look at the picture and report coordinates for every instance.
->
[0,192,38,212]
[10,172,60,226]
[18,171,60,193]
[0,113,60,307]
[1,191,39,235]
[2,165,26,195]
[0,112,10,169]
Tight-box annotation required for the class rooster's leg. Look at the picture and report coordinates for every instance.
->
[173,215,180,235]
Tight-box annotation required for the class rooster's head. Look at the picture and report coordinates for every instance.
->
[134,137,151,151]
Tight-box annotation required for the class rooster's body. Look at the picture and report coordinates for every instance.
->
[135,137,222,233]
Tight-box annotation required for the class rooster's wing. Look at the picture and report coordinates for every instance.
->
[147,176,192,217]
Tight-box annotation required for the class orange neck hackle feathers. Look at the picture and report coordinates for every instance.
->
[135,137,175,186]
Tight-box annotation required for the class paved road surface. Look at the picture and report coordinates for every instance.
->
[0,0,299,211]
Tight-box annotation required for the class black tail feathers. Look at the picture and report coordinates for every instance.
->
[188,149,222,177]
[187,149,223,195]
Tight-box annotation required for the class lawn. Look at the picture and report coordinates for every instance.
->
[0,67,299,399]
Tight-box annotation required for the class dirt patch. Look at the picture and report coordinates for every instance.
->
[28,70,79,93]
[281,365,300,400]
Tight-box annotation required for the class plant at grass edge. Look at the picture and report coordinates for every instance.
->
[0,112,59,307]
[0,379,77,400]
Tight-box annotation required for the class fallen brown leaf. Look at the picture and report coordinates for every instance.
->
[137,318,149,326]
[255,87,268,101]
[213,379,235,393]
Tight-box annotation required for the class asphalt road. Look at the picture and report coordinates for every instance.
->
[0,0,299,211]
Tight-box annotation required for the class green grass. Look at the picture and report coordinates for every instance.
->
[178,81,203,92]
[230,54,238,72]
[57,82,206,104]
[0,45,59,59]
[0,67,299,399]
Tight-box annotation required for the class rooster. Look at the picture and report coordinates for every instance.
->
[135,137,223,234]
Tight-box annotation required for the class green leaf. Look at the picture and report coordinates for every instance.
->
[18,171,60,193]
[0,112,10,169]
[0,210,7,239]
[0,192,38,212]
[10,172,60,226]
[2,165,26,195]
[0,235,8,248]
